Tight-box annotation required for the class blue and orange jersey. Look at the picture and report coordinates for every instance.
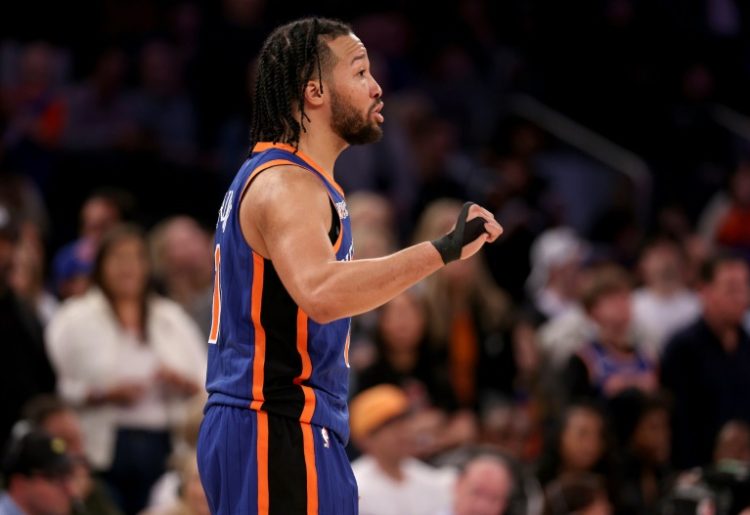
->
[205,142,354,443]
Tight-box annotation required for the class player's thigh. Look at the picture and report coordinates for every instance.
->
[312,425,359,515]
[197,405,260,515]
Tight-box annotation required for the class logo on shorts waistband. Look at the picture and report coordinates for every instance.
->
[321,427,330,448]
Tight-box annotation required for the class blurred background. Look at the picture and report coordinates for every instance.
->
[2,1,750,514]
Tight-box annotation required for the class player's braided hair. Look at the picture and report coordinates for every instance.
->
[249,17,351,153]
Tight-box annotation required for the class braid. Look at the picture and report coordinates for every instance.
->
[248,17,351,154]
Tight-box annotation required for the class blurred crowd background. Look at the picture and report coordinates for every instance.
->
[2,0,750,514]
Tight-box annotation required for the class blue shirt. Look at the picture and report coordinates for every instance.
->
[0,493,26,515]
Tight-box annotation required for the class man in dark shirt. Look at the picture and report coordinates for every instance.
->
[0,202,56,451]
[661,254,750,470]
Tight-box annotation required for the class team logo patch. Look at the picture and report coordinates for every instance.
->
[334,200,348,220]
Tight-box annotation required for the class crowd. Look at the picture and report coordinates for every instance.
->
[3,1,750,514]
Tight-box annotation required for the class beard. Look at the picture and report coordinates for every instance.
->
[329,87,383,145]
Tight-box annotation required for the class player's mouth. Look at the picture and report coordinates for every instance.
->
[371,101,384,123]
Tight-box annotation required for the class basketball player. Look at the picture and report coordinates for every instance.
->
[196,17,503,515]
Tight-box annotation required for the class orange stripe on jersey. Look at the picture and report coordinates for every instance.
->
[293,309,317,424]
[257,411,270,514]
[252,142,345,196]
[208,245,221,343]
[250,252,266,411]
[301,423,319,515]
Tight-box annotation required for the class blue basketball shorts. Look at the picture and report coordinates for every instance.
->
[197,404,358,514]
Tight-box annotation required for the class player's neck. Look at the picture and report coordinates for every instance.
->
[296,125,347,179]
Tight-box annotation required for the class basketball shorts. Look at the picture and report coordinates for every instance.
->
[197,404,358,515]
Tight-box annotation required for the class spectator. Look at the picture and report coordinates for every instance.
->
[21,394,122,515]
[46,225,206,514]
[443,454,515,515]
[632,238,700,358]
[350,385,456,515]
[526,227,588,322]
[0,202,56,453]
[413,198,511,408]
[0,429,77,515]
[356,289,477,459]
[51,189,128,299]
[149,216,213,338]
[536,402,617,497]
[609,389,672,515]
[661,254,750,470]
[565,265,657,401]
[714,420,750,465]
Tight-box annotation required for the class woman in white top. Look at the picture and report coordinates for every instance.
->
[46,224,206,515]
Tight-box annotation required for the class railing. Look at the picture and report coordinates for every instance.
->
[507,94,653,226]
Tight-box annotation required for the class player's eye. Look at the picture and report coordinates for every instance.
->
[357,69,366,77]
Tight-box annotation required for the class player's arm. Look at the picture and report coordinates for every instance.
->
[244,166,502,323]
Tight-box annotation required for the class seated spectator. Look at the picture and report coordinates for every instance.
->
[21,394,122,515]
[536,402,617,498]
[668,419,750,515]
[609,389,672,515]
[356,289,477,459]
[542,473,612,515]
[661,254,750,470]
[0,429,77,515]
[46,225,206,515]
[632,238,700,358]
[442,454,515,515]
[350,385,456,515]
[565,265,657,401]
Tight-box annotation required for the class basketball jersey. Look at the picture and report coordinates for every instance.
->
[205,142,354,443]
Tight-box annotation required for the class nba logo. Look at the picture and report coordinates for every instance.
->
[321,427,330,448]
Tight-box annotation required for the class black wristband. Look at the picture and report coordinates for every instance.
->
[431,202,488,264]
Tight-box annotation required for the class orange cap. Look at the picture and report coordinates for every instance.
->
[349,385,410,441]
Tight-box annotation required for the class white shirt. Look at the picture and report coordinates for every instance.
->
[632,288,701,358]
[353,456,456,515]
[46,289,206,469]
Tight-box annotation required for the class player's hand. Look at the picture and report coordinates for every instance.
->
[459,203,502,260]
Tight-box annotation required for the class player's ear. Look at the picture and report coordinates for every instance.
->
[304,80,325,107]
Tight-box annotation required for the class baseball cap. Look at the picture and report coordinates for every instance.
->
[349,385,410,441]
[2,428,74,479]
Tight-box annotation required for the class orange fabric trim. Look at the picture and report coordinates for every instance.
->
[250,252,266,411]
[208,245,221,343]
[294,309,317,424]
[301,423,319,515]
[256,411,269,514]
[251,142,345,196]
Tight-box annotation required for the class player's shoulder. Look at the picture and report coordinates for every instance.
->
[245,163,330,208]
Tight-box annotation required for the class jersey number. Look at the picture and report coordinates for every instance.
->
[208,244,221,344]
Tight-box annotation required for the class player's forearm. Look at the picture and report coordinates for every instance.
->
[302,241,443,323]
